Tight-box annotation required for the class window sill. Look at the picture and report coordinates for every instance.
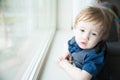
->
[21,29,56,80]
[38,30,73,80]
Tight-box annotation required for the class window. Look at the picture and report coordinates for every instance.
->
[0,0,56,80]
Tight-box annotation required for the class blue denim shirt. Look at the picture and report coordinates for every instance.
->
[68,37,106,77]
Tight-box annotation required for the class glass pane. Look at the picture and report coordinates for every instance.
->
[0,0,56,80]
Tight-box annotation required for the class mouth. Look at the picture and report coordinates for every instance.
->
[80,42,87,46]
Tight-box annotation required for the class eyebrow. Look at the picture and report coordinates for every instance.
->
[78,26,86,29]
[92,29,101,33]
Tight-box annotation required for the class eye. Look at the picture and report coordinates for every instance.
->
[92,33,97,36]
[80,29,85,32]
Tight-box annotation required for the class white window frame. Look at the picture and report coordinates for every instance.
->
[0,0,57,80]
[21,0,57,80]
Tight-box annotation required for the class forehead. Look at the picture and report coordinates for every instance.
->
[77,21,103,32]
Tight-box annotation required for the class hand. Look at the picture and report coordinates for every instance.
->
[66,54,73,64]
[63,43,73,64]
[56,53,72,63]
[56,59,71,69]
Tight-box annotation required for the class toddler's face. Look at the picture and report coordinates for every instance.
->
[74,21,103,49]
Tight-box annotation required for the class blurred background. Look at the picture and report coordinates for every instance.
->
[0,0,119,80]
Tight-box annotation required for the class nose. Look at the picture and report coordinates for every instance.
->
[83,33,90,41]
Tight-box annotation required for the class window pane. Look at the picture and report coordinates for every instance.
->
[0,0,56,80]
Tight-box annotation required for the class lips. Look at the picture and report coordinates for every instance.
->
[81,42,87,46]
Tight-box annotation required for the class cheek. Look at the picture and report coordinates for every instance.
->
[91,34,101,43]
[75,30,82,38]
[89,38,100,47]
[75,33,82,41]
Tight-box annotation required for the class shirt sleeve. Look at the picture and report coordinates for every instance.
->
[82,50,105,77]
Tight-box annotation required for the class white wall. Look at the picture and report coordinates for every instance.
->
[57,0,73,31]
[57,0,99,30]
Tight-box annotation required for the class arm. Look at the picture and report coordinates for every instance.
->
[57,51,92,80]
[58,59,92,80]
[56,38,92,80]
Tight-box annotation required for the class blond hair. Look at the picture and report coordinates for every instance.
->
[74,6,113,41]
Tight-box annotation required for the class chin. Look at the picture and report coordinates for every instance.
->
[79,46,87,49]
[79,43,93,49]
[80,45,92,49]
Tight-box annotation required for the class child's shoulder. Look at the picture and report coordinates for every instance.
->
[68,36,75,45]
